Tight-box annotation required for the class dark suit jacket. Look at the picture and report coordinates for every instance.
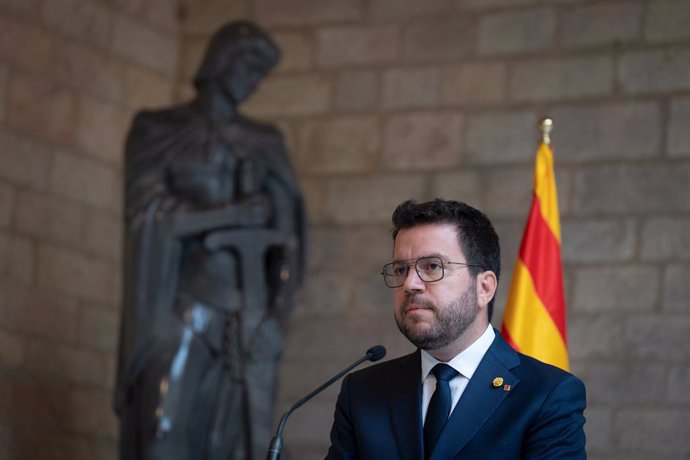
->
[326,333,586,460]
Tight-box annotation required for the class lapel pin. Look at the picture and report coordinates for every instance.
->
[492,377,504,388]
[503,384,511,392]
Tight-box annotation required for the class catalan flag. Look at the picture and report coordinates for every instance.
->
[501,122,569,371]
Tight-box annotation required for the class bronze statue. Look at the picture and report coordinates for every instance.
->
[114,21,307,460]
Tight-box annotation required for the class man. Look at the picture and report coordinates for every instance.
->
[326,199,586,460]
[115,21,306,460]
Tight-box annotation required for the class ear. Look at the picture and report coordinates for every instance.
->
[476,270,498,309]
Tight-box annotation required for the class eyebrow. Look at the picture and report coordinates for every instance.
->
[391,254,448,263]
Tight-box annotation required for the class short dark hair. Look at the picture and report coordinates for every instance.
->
[391,199,501,320]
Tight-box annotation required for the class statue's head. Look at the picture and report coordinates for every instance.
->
[193,21,280,104]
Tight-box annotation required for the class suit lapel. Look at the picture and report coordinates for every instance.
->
[387,350,424,460]
[430,333,522,460]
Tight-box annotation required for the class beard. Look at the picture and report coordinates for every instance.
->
[395,285,478,351]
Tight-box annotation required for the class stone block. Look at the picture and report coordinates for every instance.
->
[645,0,690,42]
[573,163,690,214]
[334,69,379,113]
[0,0,41,17]
[55,41,125,102]
[383,111,464,170]
[0,183,13,229]
[478,8,555,55]
[351,265,395,312]
[582,407,613,452]
[667,96,690,157]
[561,1,641,48]
[663,264,690,312]
[76,95,129,165]
[668,365,690,403]
[298,178,328,225]
[0,233,34,284]
[5,378,73,429]
[619,47,690,94]
[441,62,506,106]
[15,190,84,247]
[382,67,440,109]
[0,329,24,368]
[625,315,690,361]
[641,217,690,261]
[242,75,330,116]
[42,0,114,49]
[49,151,120,211]
[326,175,427,224]
[112,13,177,76]
[550,102,661,162]
[431,170,483,209]
[273,31,314,73]
[180,0,249,34]
[295,116,380,173]
[255,0,362,26]
[24,341,108,387]
[615,409,690,453]
[509,56,613,102]
[402,18,476,62]
[578,362,667,405]
[483,167,534,218]
[567,314,626,361]
[179,35,206,82]
[37,243,119,304]
[561,218,636,263]
[369,0,456,19]
[67,388,118,437]
[0,15,57,73]
[123,64,174,109]
[572,266,659,312]
[0,129,51,189]
[143,0,179,31]
[0,283,79,342]
[317,25,398,67]
[297,274,350,317]
[465,110,537,165]
[78,306,118,352]
[14,432,92,460]
[84,210,122,262]
[7,73,77,145]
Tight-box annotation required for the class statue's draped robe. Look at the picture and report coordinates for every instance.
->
[115,105,306,460]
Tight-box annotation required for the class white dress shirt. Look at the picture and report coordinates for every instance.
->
[420,325,495,424]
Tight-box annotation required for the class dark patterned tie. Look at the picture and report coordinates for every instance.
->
[424,363,459,459]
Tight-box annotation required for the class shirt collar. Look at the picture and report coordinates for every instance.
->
[420,324,495,381]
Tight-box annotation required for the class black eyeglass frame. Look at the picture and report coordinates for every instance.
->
[380,256,486,288]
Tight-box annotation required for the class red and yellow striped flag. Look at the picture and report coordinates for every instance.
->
[501,130,569,371]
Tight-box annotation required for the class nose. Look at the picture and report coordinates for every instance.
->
[402,265,425,293]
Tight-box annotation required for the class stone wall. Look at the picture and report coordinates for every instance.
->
[0,0,179,458]
[176,1,690,459]
[0,0,689,459]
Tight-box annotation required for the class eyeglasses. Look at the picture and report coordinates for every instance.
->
[381,256,485,288]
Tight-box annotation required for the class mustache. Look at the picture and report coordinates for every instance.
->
[402,295,436,310]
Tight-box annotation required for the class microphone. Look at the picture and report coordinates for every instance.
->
[266,345,387,460]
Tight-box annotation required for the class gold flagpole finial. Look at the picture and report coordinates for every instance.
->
[539,117,553,145]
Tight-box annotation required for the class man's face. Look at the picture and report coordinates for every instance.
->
[392,223,480,351]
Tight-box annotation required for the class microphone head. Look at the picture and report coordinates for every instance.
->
[366,345,387,362]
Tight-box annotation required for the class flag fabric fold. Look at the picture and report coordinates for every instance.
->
[501,141,569,371]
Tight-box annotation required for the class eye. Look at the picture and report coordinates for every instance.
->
[392,263,408,277]
[419,258,443,273]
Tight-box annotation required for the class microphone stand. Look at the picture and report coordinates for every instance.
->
[266,347,385,460]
